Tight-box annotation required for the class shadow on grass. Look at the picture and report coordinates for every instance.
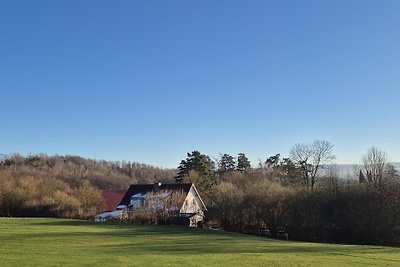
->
[11,219,400,259]
[30,219,230,237]
[98,241,400,257]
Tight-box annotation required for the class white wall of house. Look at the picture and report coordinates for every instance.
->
[180,186,205,214]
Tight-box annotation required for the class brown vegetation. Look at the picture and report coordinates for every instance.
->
[0,153,176,218]
[124,190,187,225]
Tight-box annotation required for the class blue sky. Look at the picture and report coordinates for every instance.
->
[1,0,399,168]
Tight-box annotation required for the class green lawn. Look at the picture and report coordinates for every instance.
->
[0,218,399,266]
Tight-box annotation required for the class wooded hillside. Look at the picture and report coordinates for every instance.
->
[0,153,175,218]
[0,153,176,189]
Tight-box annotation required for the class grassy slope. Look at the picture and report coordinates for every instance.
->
[0,218,399,267]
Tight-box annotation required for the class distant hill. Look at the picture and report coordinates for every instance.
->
[0,153,176,189]
[334,162,400,180]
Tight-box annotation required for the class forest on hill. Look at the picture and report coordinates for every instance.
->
[0,153,175,218]
[0,153,176,189]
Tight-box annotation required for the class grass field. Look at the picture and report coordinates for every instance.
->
[0,218,399,266]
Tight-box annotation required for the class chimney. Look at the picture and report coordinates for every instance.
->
[153,182,162,191]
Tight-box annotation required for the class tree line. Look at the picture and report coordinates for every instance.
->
[175,142,400,246]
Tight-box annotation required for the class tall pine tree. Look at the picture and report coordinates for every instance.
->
[237,153,251,172]
[174,151,216,188]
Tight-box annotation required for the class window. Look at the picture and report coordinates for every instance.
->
[130,198,142,208]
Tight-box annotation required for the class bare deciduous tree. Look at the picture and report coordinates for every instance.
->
[128,190,187,224]
[360,146,388,185]
[289,140,335,190]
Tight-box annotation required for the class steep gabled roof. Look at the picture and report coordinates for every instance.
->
[190,184,207,211]
[101,190,127,211]
[119,183,193,206]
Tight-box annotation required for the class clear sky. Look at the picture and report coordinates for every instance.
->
[1,0,399,168]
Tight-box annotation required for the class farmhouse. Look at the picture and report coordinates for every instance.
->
[119,183,207,227]
[96,183,207,227]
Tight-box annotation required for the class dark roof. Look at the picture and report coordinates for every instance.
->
[101,190,127,211]
[119,183,193,206]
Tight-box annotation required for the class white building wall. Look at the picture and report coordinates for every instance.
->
[180,186,204,214]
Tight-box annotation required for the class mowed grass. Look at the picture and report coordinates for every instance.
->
[0,218,399,266]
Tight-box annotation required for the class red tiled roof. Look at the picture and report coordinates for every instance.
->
[119,183,193,206]
[101,190,127,211]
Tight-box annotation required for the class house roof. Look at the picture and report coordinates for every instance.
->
[101,190,127,211]
[119,183,193,206]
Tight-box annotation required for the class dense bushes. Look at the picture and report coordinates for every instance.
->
[0,171,104,218]
[206,173,400,246]
[209,173,292,235]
